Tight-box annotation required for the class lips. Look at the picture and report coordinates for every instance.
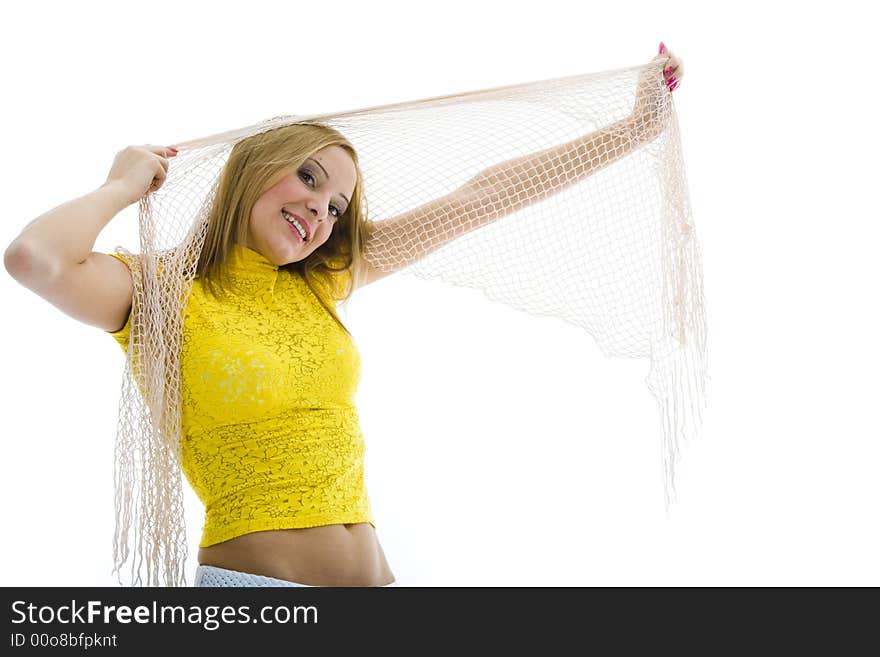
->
[282,209,311,241]
[283,217,304,241]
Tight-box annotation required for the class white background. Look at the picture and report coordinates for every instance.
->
[1,0,877,587]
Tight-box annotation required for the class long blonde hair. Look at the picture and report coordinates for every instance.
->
[195,122,368,334]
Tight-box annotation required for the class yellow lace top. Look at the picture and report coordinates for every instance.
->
[105,243,373,547]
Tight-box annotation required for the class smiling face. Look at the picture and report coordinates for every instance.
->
[243,145,358,266]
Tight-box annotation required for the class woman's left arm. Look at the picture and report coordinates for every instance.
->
[358,46,683,287]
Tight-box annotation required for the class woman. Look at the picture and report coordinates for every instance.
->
[4,45,683,587]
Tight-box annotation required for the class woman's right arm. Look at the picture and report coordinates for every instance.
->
[3,145,176,332]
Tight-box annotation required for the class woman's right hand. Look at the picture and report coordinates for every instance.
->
[103,144,178,206]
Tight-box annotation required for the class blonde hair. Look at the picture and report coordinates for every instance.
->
[196,122,368,335]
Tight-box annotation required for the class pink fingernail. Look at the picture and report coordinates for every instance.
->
[659,42,667,54]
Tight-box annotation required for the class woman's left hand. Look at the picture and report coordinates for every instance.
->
[632,42,685,126]
[657,42,684,92]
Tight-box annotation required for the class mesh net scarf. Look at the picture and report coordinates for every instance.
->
[109,58,708,586]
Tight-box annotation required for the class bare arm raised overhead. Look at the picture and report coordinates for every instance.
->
[4,144,177,332]
[358,47,685,286]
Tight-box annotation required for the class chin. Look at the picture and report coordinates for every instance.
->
[281,250,308,267]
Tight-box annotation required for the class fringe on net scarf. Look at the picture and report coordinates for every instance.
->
[109,56,708,586]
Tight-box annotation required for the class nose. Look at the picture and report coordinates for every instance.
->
[305,194,328,222]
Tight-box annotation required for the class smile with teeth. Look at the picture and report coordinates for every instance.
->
[281,210,307,240]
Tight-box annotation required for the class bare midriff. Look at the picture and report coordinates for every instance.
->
[197,523,395,587]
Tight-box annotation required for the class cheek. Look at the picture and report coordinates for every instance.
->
[312,223,335,246]
[263,176,302,205]
[254,196,279,218]
[316,225,332,243]
[278,175,305,196]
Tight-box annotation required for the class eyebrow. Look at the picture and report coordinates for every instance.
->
[307,158,350,207]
